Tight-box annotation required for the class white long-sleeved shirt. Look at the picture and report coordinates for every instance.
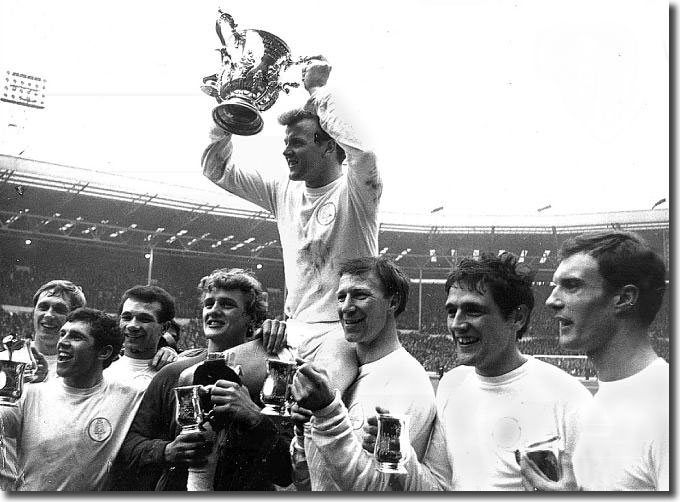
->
[402,356,592,491]
[304,347,436,491]
[202,87,381,351]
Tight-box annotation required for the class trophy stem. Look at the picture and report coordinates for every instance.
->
[213,97,263,136]
[261,404,289,416]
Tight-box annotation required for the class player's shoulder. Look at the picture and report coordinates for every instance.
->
[527,357,591,396]
[438,365,476,391]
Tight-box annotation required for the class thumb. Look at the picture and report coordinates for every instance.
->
[375,406,391,415]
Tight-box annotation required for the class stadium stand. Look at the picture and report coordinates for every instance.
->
[0,164,669,377]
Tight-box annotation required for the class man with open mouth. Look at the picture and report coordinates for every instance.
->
[1,307,144,490]
[520,231,668,491]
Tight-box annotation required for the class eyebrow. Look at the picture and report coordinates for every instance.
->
[445,300,486,310]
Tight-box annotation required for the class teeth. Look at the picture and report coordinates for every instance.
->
[457,337,478,345]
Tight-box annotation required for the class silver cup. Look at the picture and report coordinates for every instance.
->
[202,10,307,136]
[375,413,409,474]
[0,360,26,407]
[260,358,297,416]
[174,385,208,433]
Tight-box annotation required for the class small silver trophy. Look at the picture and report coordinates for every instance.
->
[202,10,308,135]
[260,358,297,416]
[0,334,28,406]
[375,413,409,474]
[174,385,209,433]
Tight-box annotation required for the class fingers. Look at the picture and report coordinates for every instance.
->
[519,453,552,491]
[362,423,377,453]
[151,350,161,368]
[260,319,287,354]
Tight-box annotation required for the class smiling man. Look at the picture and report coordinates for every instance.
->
[202,56,380,394]
[110,268,292,491]
[105,285,178,391]
[520,231,668,491]
[1,308,144,491]
[289,256,436,491]
[382,252,591,491]
[31,280,87,379]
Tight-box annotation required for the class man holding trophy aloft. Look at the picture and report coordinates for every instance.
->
[202,11,381,398]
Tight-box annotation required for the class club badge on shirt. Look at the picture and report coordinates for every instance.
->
[88,417,112,442]
[348,402,365,430]
[316,202,336,225]
[491,416,522,451]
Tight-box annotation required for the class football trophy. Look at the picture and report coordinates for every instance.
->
[202,10,308,135]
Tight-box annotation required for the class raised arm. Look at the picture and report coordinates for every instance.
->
[303,57,381,199]
[201,127,279,214]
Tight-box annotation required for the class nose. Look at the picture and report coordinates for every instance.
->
[448,312,469,334]
[283,145,293,158]
[545,288,563,310]
[125,317,142,331]
[339,296,356,314]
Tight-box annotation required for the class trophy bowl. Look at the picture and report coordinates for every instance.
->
[260,358,297,416]
[174,385,208,433]
[203,10,304,136]
[0,360,26,407]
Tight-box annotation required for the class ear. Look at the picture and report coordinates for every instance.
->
[323,139,337,158]
[97,344,114,363]
[615,284,639,314]
[511,305,530,334]
[388,293,400,313]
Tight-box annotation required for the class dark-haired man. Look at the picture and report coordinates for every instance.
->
[105,285,178,391]
[202,56,380,392]
[521,231,668,491]
[368,253,591,491]
[290,256,436,491]
[1,308,144,491]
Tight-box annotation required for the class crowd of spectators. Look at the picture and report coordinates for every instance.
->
[1,251,669,375]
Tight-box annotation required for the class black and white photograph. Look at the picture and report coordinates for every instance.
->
[0,0,670,492]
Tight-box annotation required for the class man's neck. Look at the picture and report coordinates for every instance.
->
[305,165,342,189]
[207,337,244,353]
[356,326,401,366]
[589,325,658,381]
[64,371,104,389]
[124,350,154,361]
[35,338,57,356]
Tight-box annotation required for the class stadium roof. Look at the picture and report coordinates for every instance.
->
[1,154,669,230]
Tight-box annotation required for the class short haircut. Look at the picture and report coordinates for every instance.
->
[32,280,86,311]
[338,256,410,318]
[197,268,268,336]
[445,252,535,339]
[118,285,176,324]
[278,108,347,164]
[559,230,666,327]
[66,308,122,369]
